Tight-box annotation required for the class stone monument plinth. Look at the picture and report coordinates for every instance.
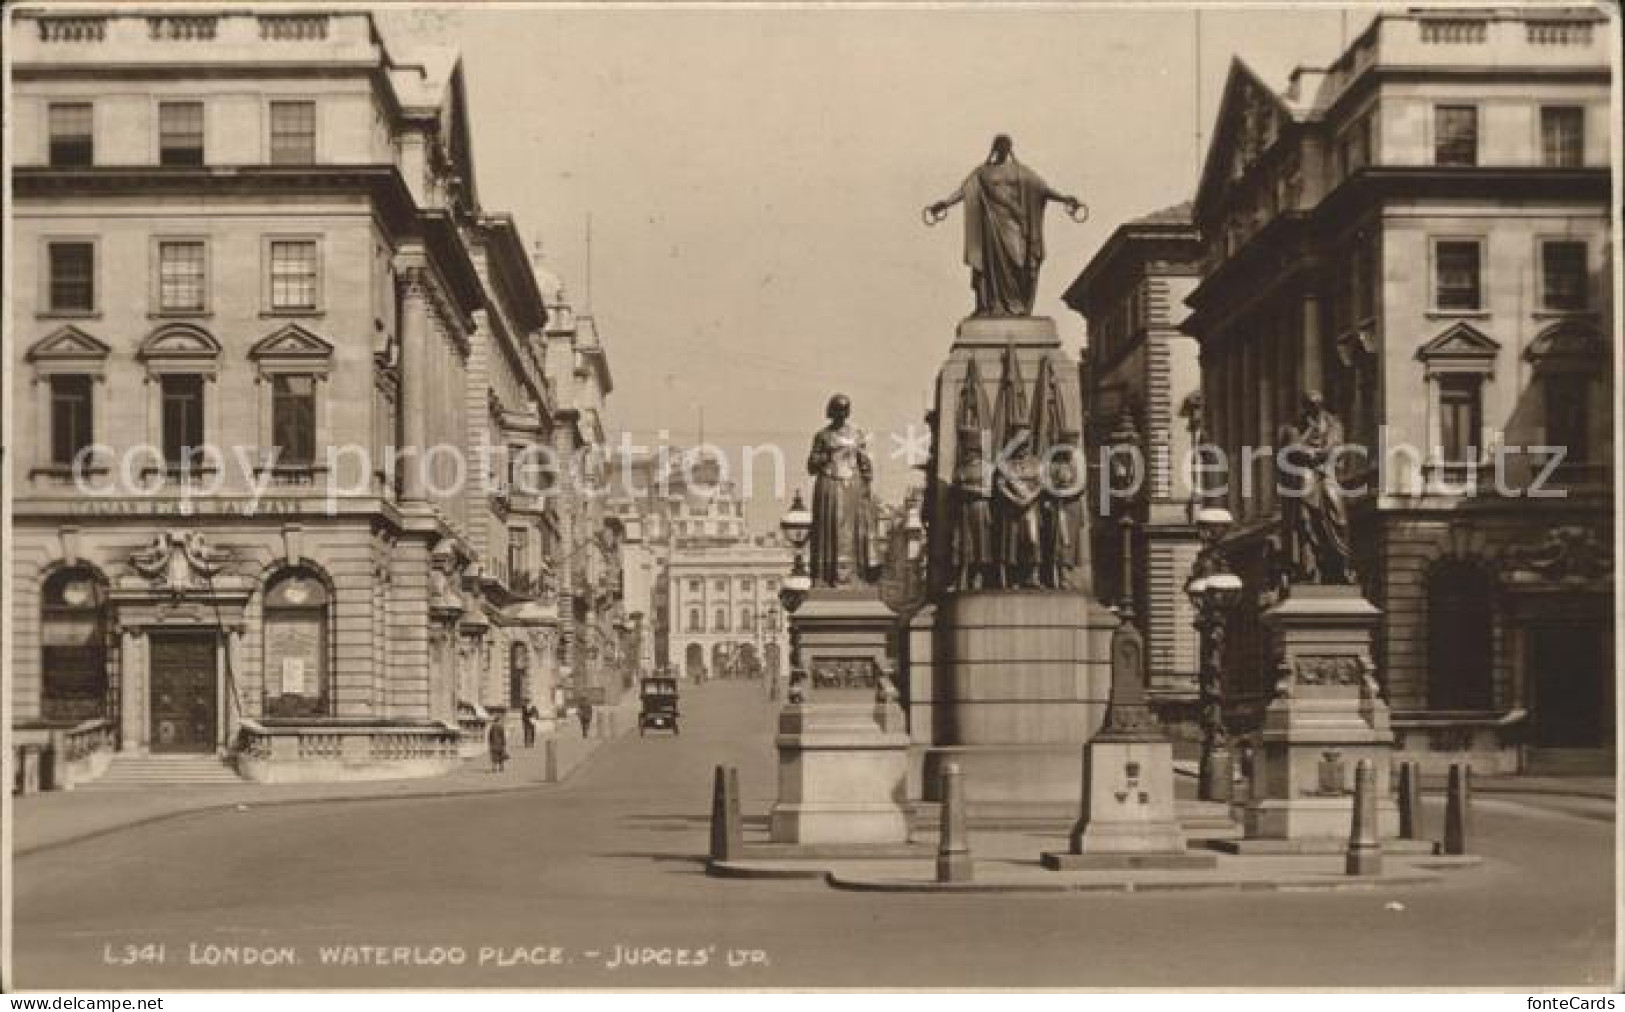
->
[913,316,1117,815]
[1043,599,1216,870]
[1242,584,1399,844]
[769,587,911,846]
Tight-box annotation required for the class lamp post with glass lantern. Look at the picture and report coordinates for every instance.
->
[1186,506,1243,803]
[778,490,813,702]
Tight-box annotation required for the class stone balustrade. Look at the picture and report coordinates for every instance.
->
[37,16,105,42]
[236,720,462,783]
[258,15,329,41]
[11,718,117,792]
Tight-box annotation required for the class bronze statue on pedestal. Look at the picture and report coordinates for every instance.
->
[923,135,1087,318]
[806,393,881,587]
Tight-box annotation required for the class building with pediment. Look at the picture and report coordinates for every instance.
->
[10,9,571,783]
[1182,7,1613,773]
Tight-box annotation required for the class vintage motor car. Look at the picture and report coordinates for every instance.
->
[638,677,680,735]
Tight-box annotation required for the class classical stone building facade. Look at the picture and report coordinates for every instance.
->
[605,448,791,682]
[1184,7,1613,774]
[9,9,568,782]
[1066,203,1205,724]
[537,296,629,707]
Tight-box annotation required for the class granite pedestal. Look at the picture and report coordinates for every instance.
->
[1243,585,1399,843]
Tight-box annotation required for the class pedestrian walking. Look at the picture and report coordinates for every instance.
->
[521,699,540,748]
[488,719,509,772]
[577,699,594,738]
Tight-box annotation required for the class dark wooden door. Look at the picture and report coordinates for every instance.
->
[1528,621,1613,749]
[150,632,217,753]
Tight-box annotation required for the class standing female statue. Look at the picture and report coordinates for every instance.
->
[806,394,880,587]
[925,135,1086,317]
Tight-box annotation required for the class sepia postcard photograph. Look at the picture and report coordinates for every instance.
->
[0,0,1619,996]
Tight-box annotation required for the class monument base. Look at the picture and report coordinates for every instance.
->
[770,585,910,847]
[916,590,1115,813]
[1244,585,1399,842]
[1045,617,1217,871]
[768,702,911,846]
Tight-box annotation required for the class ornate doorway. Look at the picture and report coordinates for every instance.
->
[149,631,218,753]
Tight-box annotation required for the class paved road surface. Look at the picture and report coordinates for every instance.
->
[11,681,1614,989]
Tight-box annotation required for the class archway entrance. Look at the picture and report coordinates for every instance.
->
[684,643,705,679]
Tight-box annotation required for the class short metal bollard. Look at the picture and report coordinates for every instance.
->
[1442,762,1471,856]
[709,764,743,862]
[1345,758,1382,876]
[543,738,560,783]
[935,762,973,883]
[1396,760,1423,840]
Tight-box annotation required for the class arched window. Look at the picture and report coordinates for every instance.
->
[262,569,330,718]
[1427,559,1494,711]
[41,567,109,721]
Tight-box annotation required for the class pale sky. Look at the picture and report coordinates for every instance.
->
[380,3,1363,528]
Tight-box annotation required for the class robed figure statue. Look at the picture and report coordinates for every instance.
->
[807,394,881,587]
[995,424,1045,589]
[925,135,1084,317]
[1279,391,1354,585]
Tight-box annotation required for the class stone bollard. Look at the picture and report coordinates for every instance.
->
[709,764,743,862]
[1345,759,1382,876]
[1397,760,1423,840]
[935,763,973,883]
[726,766,743,853]
[1442,763,1471,855]
[543,738,560,783]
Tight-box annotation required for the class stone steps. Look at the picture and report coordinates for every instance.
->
[84,753,243,787]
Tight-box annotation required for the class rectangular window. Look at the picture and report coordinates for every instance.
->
[1438,376,1482,465]
[161,375,206,469]
[157,240,206,312]
[48,103,93,167]
[1434,105,1478,167]
[1434,241,1482,312]
[1541,241,1587,312]
[269,240,318,310]
[50,375,94,466]
[269,100,316,164]
[48,242,95,313]
[1541,106,1584,168]
[1546,374,1590,464]
[508,528,528,585]
[270,374,316,466]
[158,101,204,166]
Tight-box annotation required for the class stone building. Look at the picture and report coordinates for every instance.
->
[538,295,628,707]
[639,451,791,682]
[1065,202,1205,725]
[9,9,562,783]
[1184,7,1613,774]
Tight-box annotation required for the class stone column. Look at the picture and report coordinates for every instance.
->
[1301,288,1325,398]
[225,627,246,735]
[398,269,430,502]
[119,629,145,753]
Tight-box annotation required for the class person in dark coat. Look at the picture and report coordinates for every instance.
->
[488,719,509,772]
[520,700,540,748]
[577,699,594,738]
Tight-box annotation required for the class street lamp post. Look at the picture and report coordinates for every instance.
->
[1186,506,1243,803]
[778,490,813,702]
